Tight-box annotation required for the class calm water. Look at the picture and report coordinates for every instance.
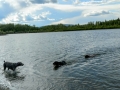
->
[0,29,120,90]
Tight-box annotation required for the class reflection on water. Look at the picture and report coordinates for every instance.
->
[0,29,120,90]
[4,71,25,82]
[53,65,67,70]
[53,65,61,70]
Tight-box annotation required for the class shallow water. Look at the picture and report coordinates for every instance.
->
[0,29,120,90]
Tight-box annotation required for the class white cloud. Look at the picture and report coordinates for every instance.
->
[80,0,105,5]
[84,10,110,17]
[43,3,120,14]
[44,4,85,12]
[47,18,55,21]
[0,2,15,19]
[73,0,80,5]
[29,0,57,3]
[51,11,119,25]
[107,0,120,3]
[0,0,120,26]
[51,17,78,25]
[2,10,53,23]
[0,1,60,24]
[63,0,68,2]
[73,0,120,5]
[1,0,31,9]
[1,2,120,24]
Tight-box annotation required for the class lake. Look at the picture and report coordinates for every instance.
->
[0,29,120,90]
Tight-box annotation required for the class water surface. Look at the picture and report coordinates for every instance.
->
[0,29,120,90]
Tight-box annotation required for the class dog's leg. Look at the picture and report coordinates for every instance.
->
[4,66,6,71]
[13,68,15,71]
[3,63,6,71]
[12,67,16,71]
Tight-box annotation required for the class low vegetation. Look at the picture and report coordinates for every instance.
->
[0,18,120,35]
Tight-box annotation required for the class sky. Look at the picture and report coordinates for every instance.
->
[0,0,120,27]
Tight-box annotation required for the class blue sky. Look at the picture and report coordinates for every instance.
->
[0,0,120,27]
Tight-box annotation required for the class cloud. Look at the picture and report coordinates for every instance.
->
[0,1,55,23]
[1,0,30,9]
[84,10,111,17]
[80,0,105,5]
[2,10,54,23]
[63,0,68,2]
[107,0,120,4]
[73,0,105,5]
[29,0,57,4]
[51,17,78,25]
[73,0,80,5]
[0,1,16,20]
[0,0,58,23]
[73,0,120,5]
[0,0,120,26]
[1,1,119,24]
[51,11,118,25]
[0,0,32,20]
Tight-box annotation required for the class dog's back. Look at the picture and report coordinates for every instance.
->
[53,61,66,66]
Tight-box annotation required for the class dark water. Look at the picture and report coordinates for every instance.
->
[0,29,120,90]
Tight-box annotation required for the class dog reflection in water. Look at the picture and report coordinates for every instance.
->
[4,70,25,81]
[53,61,66,70]
[4,70,18,78]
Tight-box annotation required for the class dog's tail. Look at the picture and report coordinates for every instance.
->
[4,61,5,63]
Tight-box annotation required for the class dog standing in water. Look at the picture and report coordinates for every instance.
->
[3,61,24,71]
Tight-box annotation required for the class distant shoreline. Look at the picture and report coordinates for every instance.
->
[0,18,120,35]
[1,28,120,36]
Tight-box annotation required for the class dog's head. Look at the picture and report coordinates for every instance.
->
[85,55,90,58]
[17,62,24,66]
[53,61,66,66]
[53,61,58,66]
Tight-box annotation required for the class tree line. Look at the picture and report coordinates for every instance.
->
[0,18,120,35]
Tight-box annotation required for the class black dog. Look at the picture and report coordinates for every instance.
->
[85,54,100,59]
[85,55,91,58]
[3,61,24,71]
[53,61,66,67]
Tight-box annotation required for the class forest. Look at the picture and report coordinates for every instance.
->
[0,18,120,35]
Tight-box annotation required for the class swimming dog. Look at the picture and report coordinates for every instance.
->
[85,54,100,59]
[85,55,91,58]
[3,61,24,71]
[53,61,66,67]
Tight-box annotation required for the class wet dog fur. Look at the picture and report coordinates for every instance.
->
[53,61,66,67]
[3,61,24,71]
